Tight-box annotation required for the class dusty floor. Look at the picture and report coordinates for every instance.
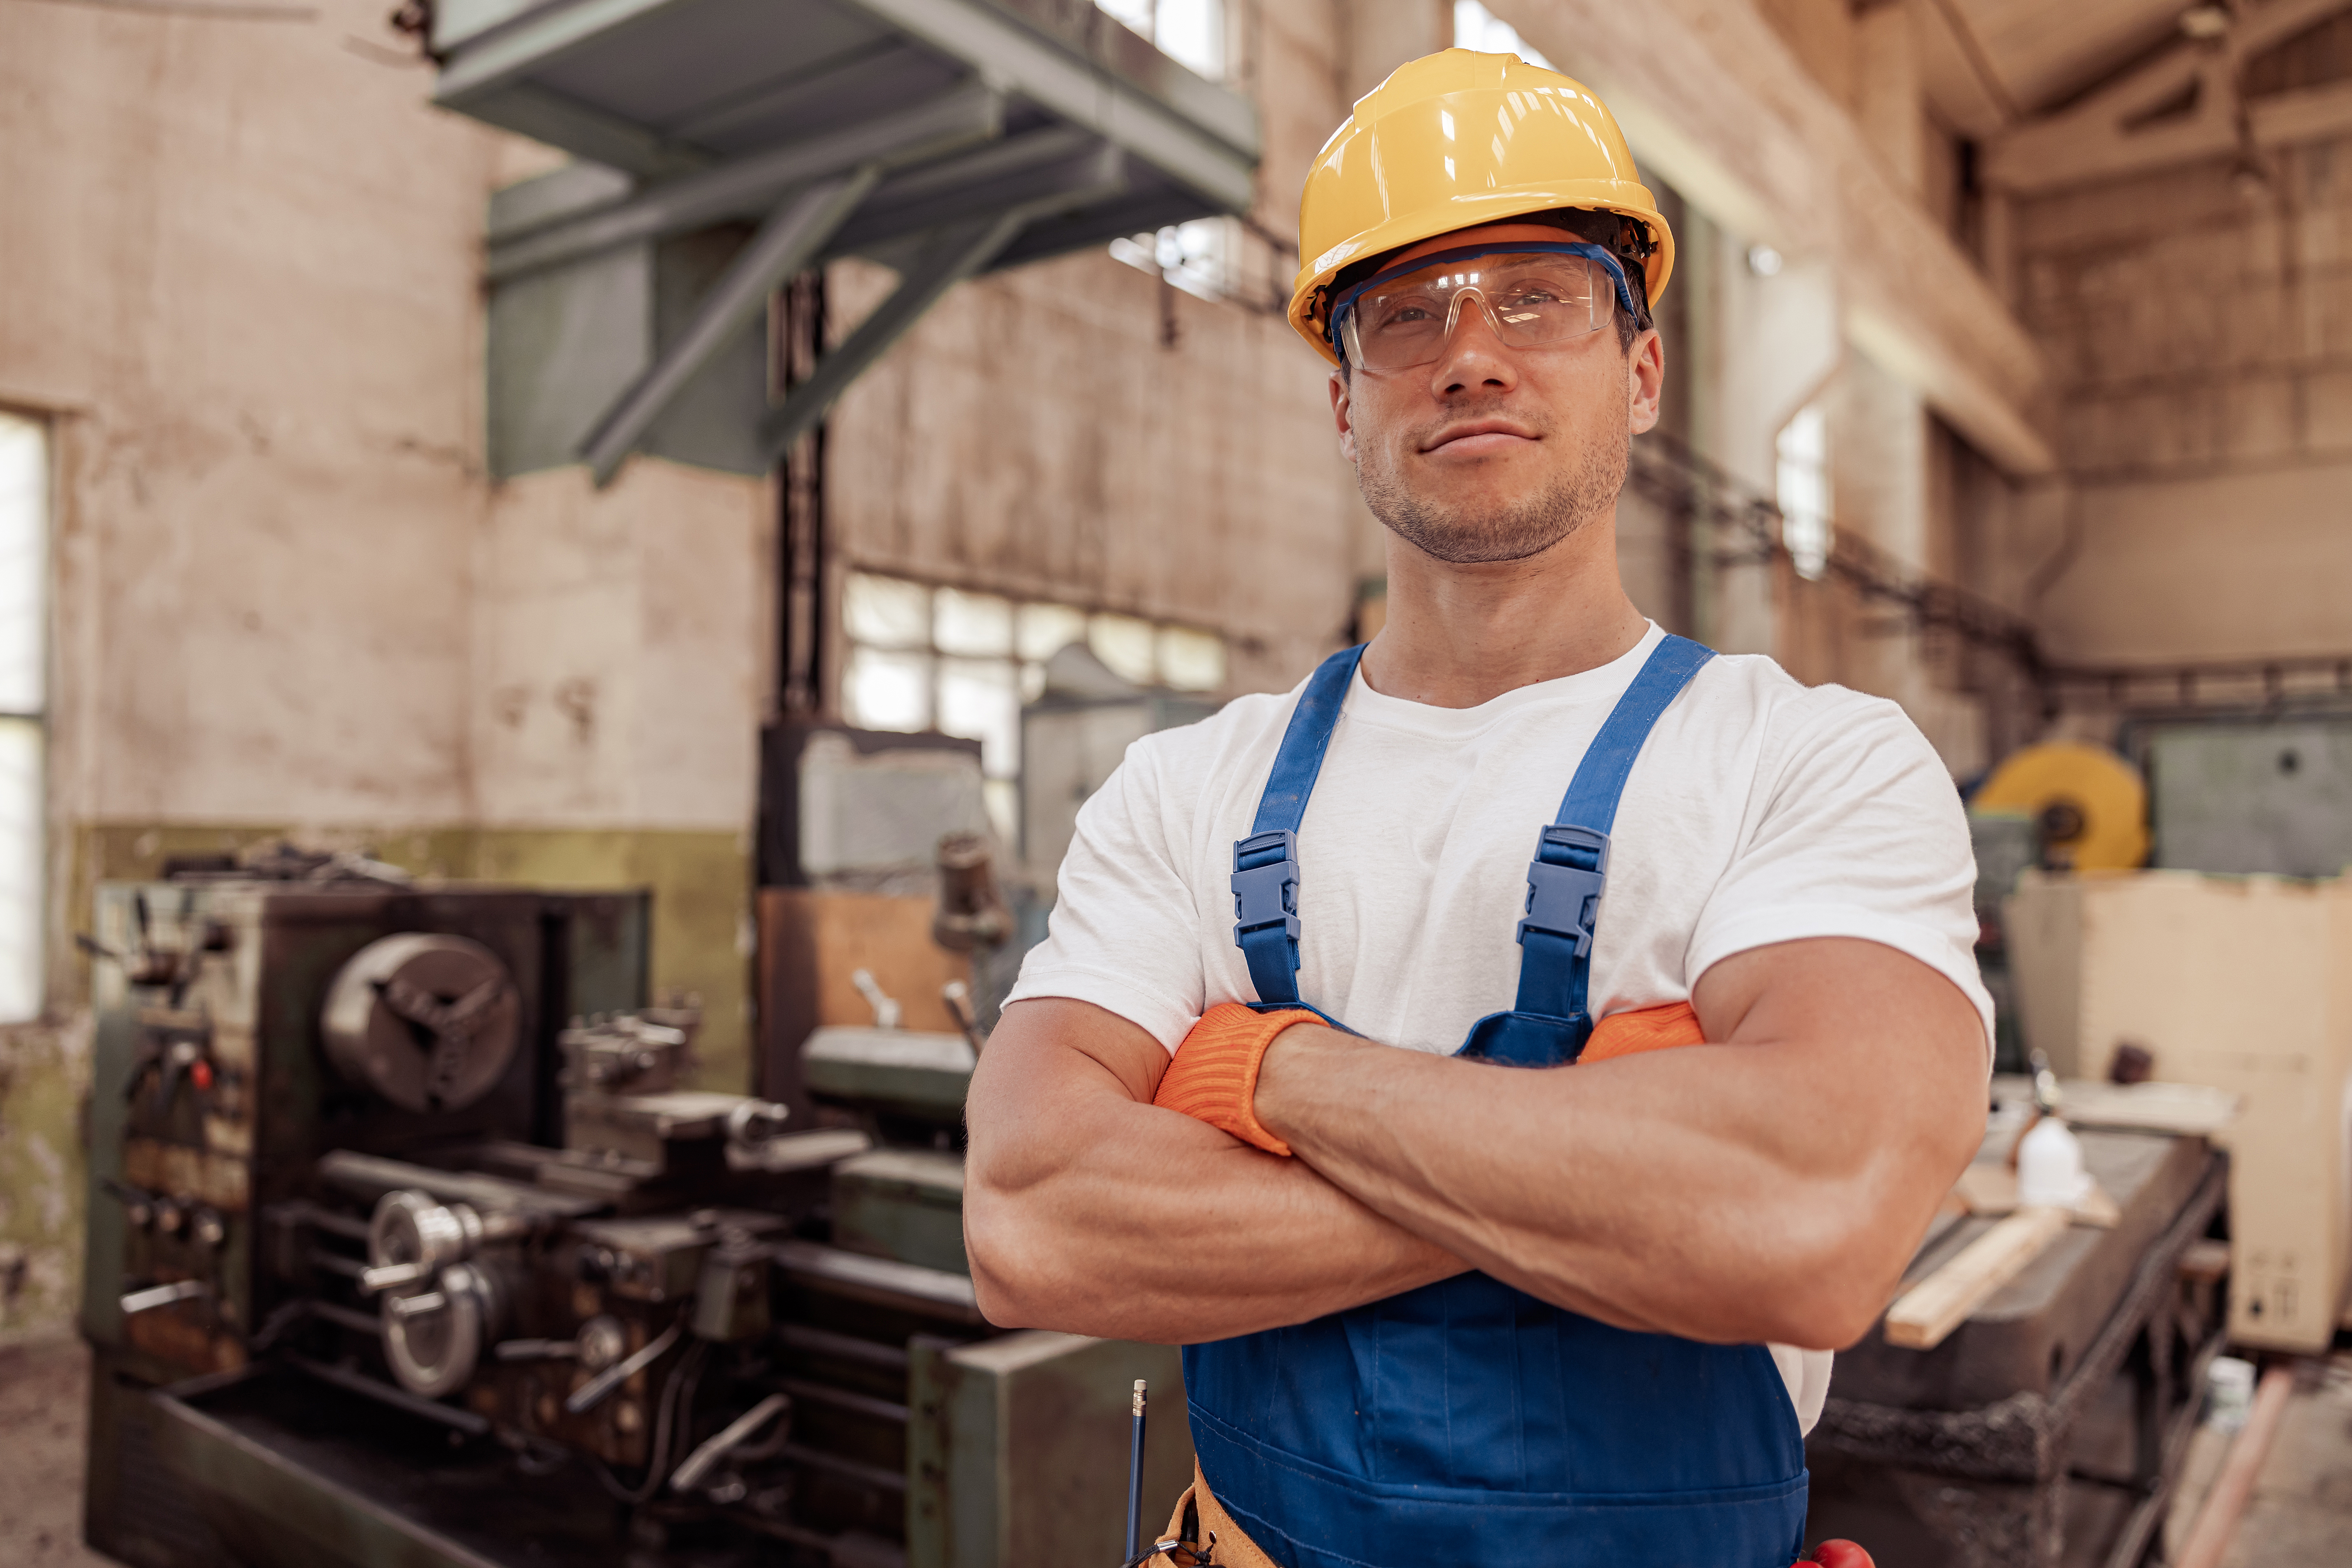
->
[2,1337,2348,1566]
[0,1339,114,1568]
[2216,1356,2352,1567]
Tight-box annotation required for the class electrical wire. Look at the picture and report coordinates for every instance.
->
[587,1340,708,1506]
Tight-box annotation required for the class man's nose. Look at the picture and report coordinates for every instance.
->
[1428,290,1521,397]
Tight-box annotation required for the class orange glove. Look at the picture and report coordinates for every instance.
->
[1582,1000,1706,1064]
[1153,1002,1322,1156]
[1796,1542,1874,1568]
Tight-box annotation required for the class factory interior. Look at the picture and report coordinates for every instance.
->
[5,0,2352,1564]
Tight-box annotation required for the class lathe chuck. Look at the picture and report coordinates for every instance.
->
[321,933,522,1113]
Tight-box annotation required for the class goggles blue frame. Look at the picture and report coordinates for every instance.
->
[1327,241,1642,359]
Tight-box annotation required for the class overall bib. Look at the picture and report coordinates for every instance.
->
[1183,635,1810,1568]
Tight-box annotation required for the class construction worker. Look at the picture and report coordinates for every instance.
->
[965,49,1989,1568]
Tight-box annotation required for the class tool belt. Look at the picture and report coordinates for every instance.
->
[1153,1460,1274,1568]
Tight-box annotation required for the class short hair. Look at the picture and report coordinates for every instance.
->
[1330,208,1655,377]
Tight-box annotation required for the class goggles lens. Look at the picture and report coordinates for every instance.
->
[1335,246,1626,373]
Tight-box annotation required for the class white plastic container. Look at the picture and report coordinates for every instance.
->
[2207,1355,2256,1433]
[2017,1115,2092,1209]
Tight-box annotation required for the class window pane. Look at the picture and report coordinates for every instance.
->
[845,646,933,732]
[1089,613,1158,685]
[0,718,41,1023]
[935,588,1014,657]
[1016,602,1088,663]
[844,572,931,649]
[1096,0,1152,34]
[0,412,46,715]
[1157,626,1226,692]
[1156,0,1223,77]
[938,657,1022,777]
[1776,405,1832,581]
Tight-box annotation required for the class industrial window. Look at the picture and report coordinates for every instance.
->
[1777,404,1832,580]
[0,411,48,1024]
[840,572,1225,839]
[1454,1,1555,68]
[1096,0,1224,80]
[1107,217,1236,303]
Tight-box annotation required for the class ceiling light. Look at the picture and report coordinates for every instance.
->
[1747,245,1783,278]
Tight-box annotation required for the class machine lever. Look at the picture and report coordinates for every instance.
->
[120,1279,209,1315]
[670,1392,791,1492]
[566,1319,684,1414]
[360,1261,432,1294]
[495,1338,580,1363]
[389,1290,450,1320]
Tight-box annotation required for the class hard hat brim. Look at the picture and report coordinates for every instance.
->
[1288,181,1676,368]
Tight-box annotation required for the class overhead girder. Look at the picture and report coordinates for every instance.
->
[430,0,1260,483]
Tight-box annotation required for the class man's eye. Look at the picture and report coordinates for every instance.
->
[1378,303,1436,327]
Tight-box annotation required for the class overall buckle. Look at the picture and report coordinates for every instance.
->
[1518,825,1610,957]
[1230,829,1302,949]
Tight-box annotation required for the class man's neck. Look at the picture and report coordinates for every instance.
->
[1358,511,1648,709]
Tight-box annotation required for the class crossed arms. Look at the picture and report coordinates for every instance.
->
[962,937,1987,1350]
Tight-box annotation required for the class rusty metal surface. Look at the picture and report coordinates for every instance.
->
[1831,1129,2210,1411]
[1806,1149,2229,1568]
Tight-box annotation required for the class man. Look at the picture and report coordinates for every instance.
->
[964,49,1988,1568]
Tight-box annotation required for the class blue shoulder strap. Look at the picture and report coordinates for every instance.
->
[1231,644,1365,1004]
[1229,635,1712,1017]
[1512,634,1715,1021]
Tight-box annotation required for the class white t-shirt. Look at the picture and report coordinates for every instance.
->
[1008,622,1993,1431]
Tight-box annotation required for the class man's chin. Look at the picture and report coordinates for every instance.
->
[1388,514,1575,566]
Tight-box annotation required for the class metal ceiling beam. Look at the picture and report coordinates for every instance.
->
[580,166,885,486]
[840,0,1254,209]
[457,80,713,182]
[824,126,1113,255]
[760,143,1128,460]
[488,82,1005,282]
[1982,0,2352,193]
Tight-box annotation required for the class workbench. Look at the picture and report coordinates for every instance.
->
[1804,1126,2229,1568]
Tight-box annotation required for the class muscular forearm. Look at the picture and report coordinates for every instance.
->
[963,1002,1466,1342]
[1253,940,1986,1349]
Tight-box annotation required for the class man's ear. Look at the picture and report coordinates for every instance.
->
[1330,369,1357,464]
[1626,328,1665,436]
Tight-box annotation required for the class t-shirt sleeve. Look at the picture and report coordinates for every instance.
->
[1686,693,1994,1066]
[1003,737,1209,1053]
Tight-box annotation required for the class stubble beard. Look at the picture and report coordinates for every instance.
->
[1356,405,1629,566]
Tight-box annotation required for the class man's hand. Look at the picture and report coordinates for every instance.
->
[962,998,1468,1342]
[1250,938,1986,1349]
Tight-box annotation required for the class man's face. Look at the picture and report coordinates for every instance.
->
[1330,221,1665,566]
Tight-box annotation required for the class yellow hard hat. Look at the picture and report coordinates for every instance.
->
[1288,49,1676,367]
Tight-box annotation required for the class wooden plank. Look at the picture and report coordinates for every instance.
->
[1953,1163,2121,1228]
[1884,1206,2072,1350]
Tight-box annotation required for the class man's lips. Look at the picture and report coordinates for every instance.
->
[1420,420,1540,457]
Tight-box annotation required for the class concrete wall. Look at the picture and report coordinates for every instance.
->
[0,0,773,1338]
[2016,137,2352,668]
[825,0,1385,697]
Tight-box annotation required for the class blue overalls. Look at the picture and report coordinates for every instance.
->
[1183,635,1810,1568]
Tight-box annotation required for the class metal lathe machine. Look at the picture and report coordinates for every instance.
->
[80,859,1187,1568]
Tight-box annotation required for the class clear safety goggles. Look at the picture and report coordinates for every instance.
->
[1329,242,1639,374]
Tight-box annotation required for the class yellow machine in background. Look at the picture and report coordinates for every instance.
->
[1975,742,2151,871]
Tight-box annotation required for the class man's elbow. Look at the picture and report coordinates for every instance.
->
[1745,1212,1923,1351]
[963,1180,1104,1330]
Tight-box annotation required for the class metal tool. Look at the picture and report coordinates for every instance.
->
[566,1318,684,1415]
[120,1279,209,1315]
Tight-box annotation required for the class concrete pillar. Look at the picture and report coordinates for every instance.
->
[1341,0,1453,104]
[1854,0,1925,199]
